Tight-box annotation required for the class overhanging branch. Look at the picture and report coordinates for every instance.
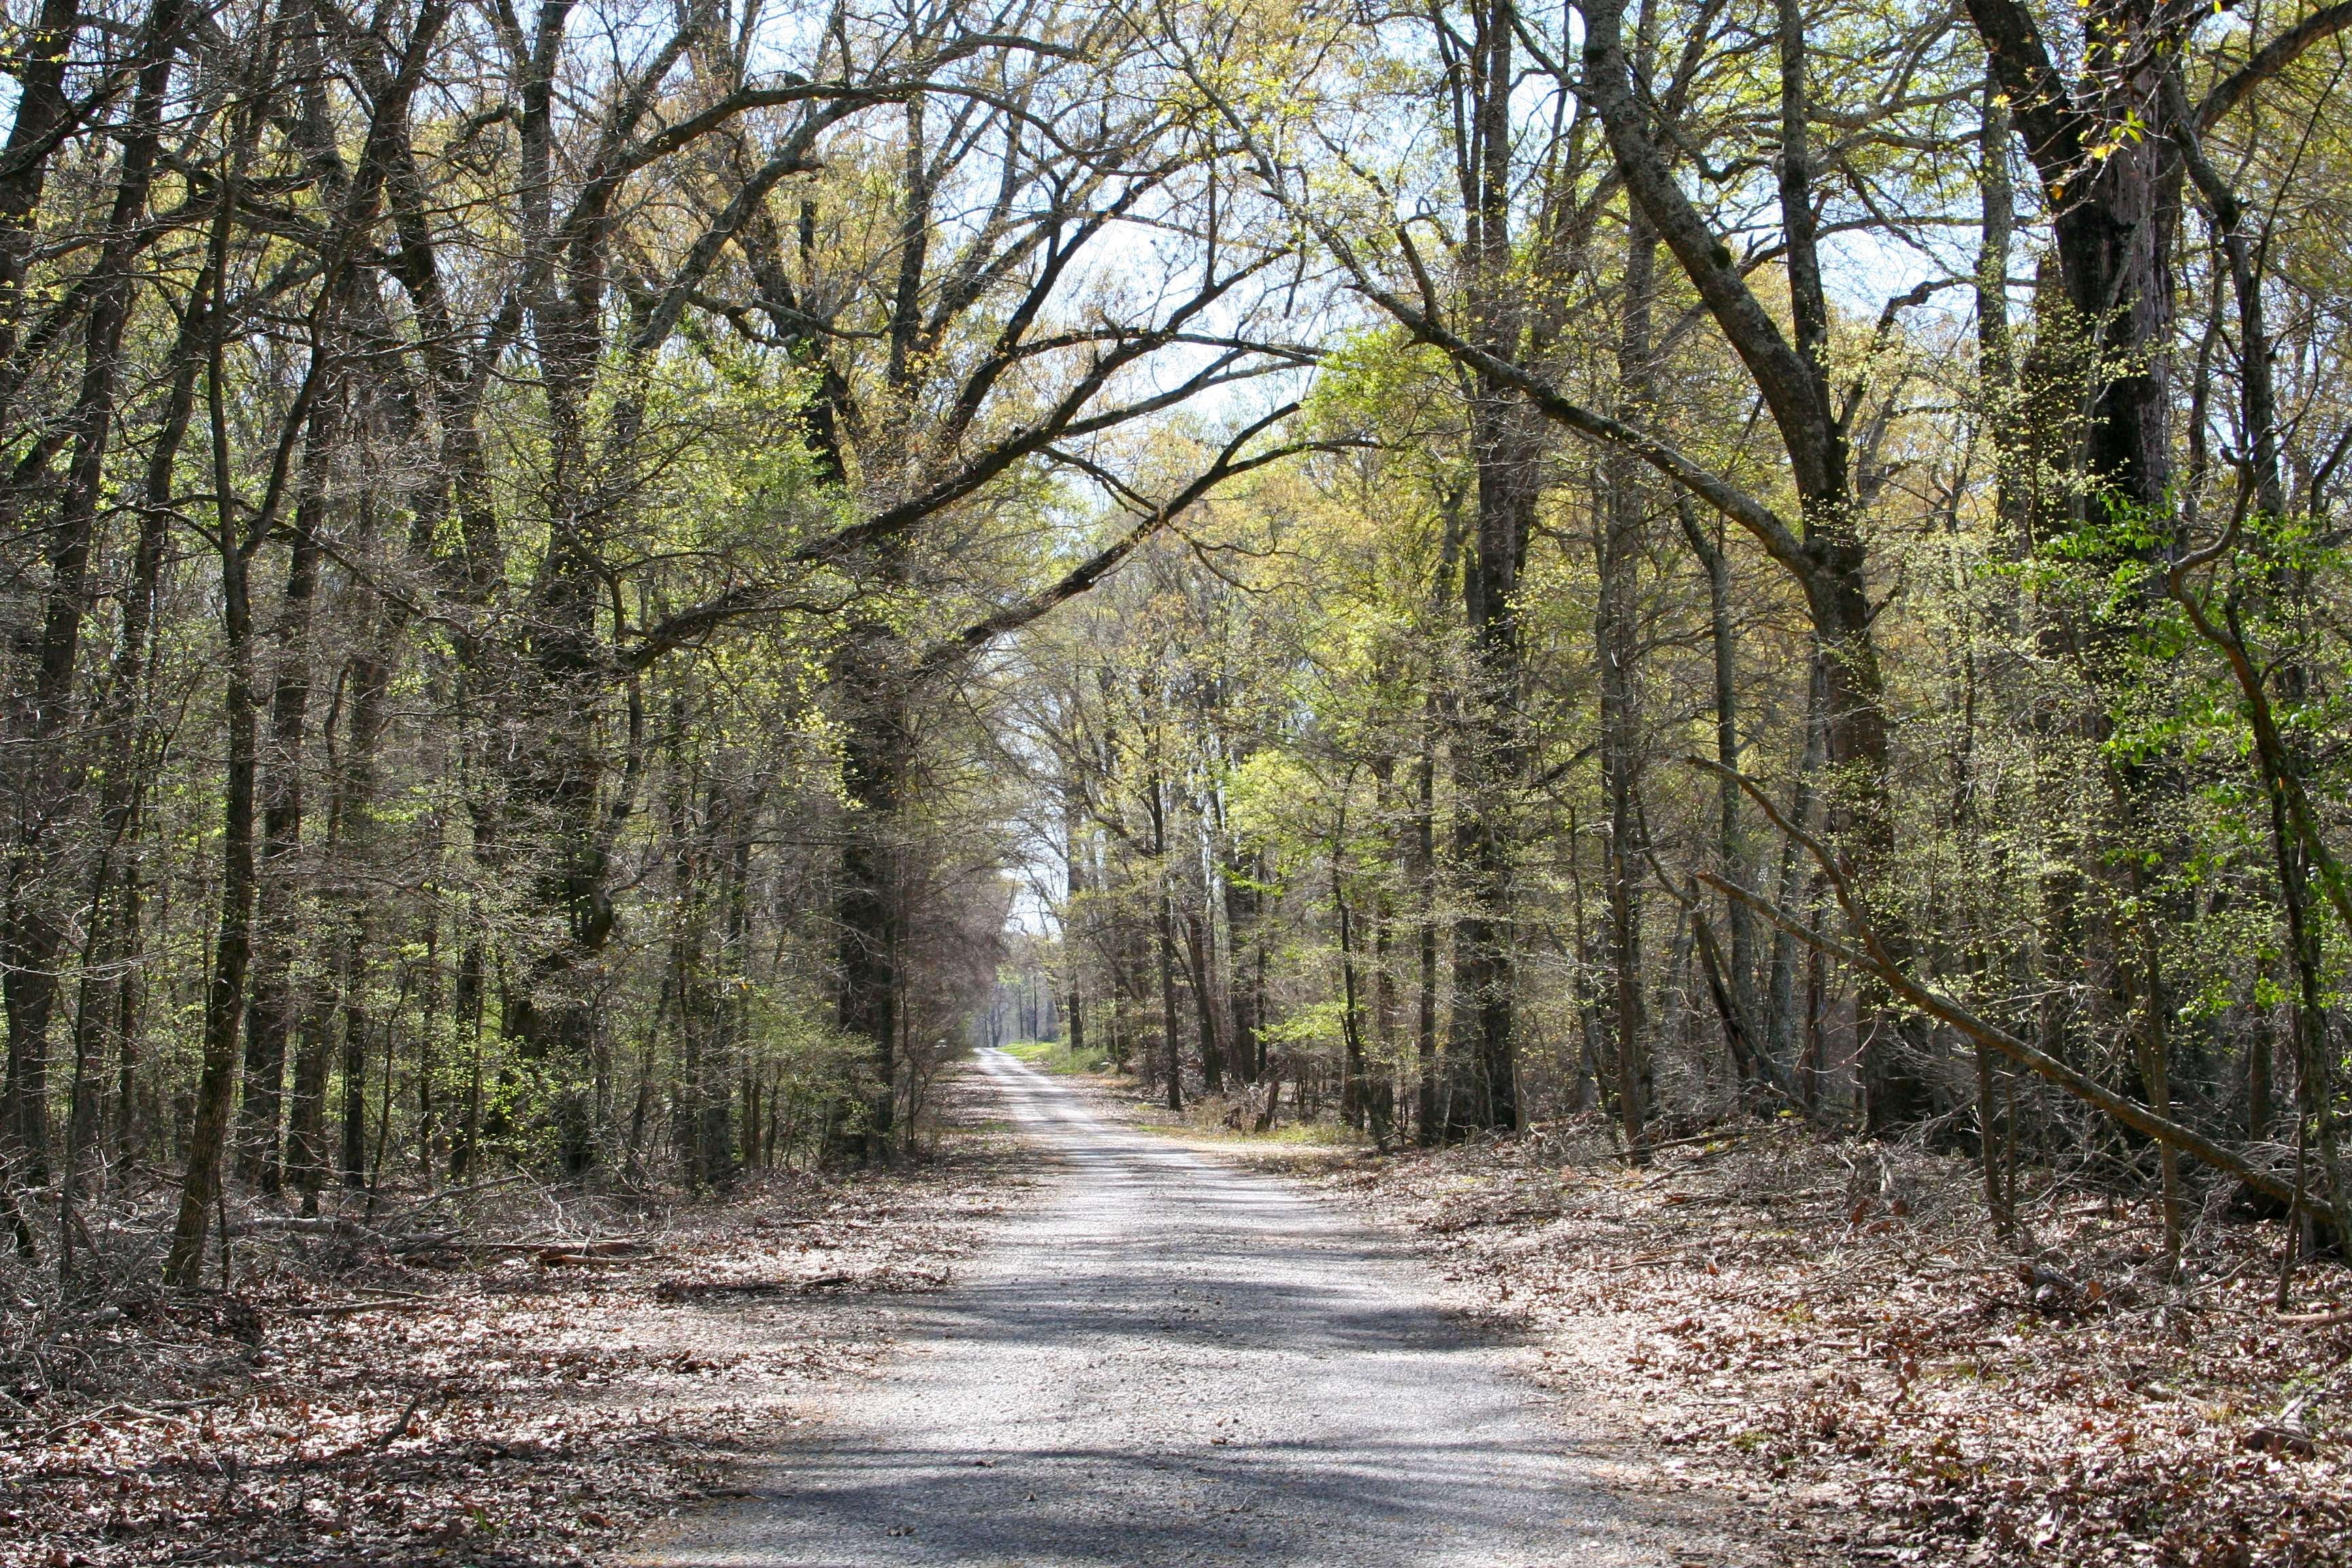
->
[911,403,1326,682]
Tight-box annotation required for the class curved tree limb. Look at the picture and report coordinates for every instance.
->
[1682,755,2300,1207]
[2198,1,2352,132]
[912,402,1330,681]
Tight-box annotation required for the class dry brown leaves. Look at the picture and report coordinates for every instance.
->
[0,1107,1030,1568]
[1272,1120,2352,1568]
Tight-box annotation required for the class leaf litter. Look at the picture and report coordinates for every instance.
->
[0,1096,1033,1568]
[1224,1115,2352,1567]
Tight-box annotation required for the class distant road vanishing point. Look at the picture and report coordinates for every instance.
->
[631,1048,1725,1567]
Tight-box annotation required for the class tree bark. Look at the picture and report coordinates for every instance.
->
[236,399,335,1192]
[1601,206,1655,1157]
[834,644,906,1159]
[166,213,261,1284]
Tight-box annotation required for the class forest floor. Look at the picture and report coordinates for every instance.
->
[1105,1082,2352,1567]
[14,1058,2348,1568]
[0,1074,1034,1568]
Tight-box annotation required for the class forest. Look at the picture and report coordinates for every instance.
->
[3,0,2352,1539]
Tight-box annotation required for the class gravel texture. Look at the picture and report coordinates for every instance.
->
[632,1048,1729,1567]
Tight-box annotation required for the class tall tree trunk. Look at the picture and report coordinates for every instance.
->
[1426,0,1539,1140]
[67,176,208,1215]
[702,789,755,1185]
[236,401,336,1193]
[1970,83,2021,1230]
[1601,207,1655,1158]
[1158,884,1183,1114]
[312,590,394,1201]
[1678,500,1758,1055]
[1223,851,1264,1081]
[834,647,905,1160]
[165,231,261,1284]
[1371,800,1399,1136]
[1447,389,1536,1137]
[1183,909,1225,1094]
[1767,654,1829,1069]
[1064,798,1089,1061]
[1335,833,1367,1131]
[1414,717,1441,1144]
[2161,66,2311,1163]
[1152,772,1183,1113]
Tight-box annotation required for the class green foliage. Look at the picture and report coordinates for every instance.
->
[1000,1040,1109,1074]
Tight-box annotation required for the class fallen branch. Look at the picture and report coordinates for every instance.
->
[379,1175,536,1224]
[538,1241,663,1267]
[1640,1125,1770,1157]
[655,1271,852,1301]
[274,1298,438,1318]
[391,1233,653,1256]
[2276,1307,2352,1326]
[373,1391,428,1449]
[232,1215,383,1240]
[27,1397,231,1437]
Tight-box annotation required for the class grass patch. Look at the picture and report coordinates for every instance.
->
[999,1039,1111,1075]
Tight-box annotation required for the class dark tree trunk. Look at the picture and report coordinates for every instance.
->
[1414,723,1441,1144]
[0,0,84,393]
[237,402,335,1193]
[329,630,394,1190]
[65,134,205,1214]
[1183,909,1225,1094]
[1965,0,2181,519]
[1678,500,1759,1057]
[1446,385,1537,1137]
[1158,885,1183,1113]
[1335,843,1367,1130]
[1224,854,1264,1081]
[701,793,755,1186]
[165,256,260,1284]
[1064,799,1089,1061]
[834,651,906,1160]
[1601,208,1655,1157]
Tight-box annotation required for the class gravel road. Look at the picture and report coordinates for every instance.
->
[634,1048,1725,1567]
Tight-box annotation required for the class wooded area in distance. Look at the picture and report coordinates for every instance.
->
[1,0,2349,1326]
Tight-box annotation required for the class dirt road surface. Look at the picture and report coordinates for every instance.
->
[631,1049,1736,1567]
